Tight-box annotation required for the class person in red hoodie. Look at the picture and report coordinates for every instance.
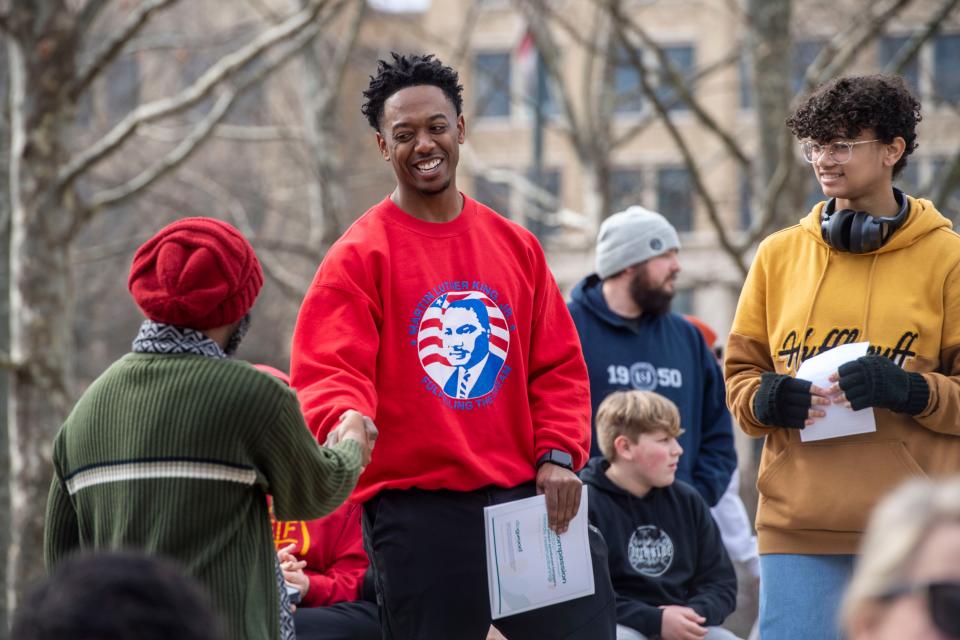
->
[272,502,379,640]
[290,52,616,639]
[254,365,380,640]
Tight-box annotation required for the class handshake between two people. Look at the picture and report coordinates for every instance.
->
[324,410,379,468]
[753,354,930,430]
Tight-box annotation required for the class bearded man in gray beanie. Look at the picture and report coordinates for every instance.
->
[566,206,736,509]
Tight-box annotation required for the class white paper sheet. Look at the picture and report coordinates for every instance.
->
[484,486,595,619]
[797,341,876,442]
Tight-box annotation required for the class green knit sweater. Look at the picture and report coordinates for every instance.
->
[44,353,363,640]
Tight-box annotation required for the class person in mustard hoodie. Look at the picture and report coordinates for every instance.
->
[725,74,960,640]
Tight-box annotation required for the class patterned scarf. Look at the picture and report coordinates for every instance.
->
[132,320,228,358]
[130,317,296,640]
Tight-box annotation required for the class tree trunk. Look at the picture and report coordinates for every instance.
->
[581,157,611,233]
[5,3,79,613]
[747,0,790,185]
[0,34,11,635]
[745,0,805,231]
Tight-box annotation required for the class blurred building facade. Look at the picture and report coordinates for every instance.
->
[418,0,960,344]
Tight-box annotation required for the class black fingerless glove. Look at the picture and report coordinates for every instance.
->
[837,355,929,415]
[752,372,812,429]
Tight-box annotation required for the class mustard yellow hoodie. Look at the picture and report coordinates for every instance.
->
[725,196,960,555]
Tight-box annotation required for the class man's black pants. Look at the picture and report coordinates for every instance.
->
[362,484,617,640]
[293,600,380,640]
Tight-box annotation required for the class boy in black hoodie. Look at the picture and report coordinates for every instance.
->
[582,390,739,640]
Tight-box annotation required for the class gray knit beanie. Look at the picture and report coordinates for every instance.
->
[595,206,680,279]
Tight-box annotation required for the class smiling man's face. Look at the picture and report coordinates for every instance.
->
[376,84,465,202]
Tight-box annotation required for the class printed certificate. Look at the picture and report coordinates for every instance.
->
[484,486,595,619]
[797,341,877,442]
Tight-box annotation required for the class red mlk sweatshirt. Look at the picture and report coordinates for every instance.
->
[290,195,590,502]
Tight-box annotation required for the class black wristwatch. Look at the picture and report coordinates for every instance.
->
[536,449,574,471]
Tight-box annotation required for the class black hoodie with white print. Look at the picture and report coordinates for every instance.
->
[581,457,737,636]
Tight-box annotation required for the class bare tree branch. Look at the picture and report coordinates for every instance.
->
[57,0,331,192]
[803,0,913,92]
[931,150,960,208]
[77,22,321,232]
[323,0,364,97]
[517,0,588,148]
[82,89,235,220]
[884,0,960,75]
[69,0,179,101]
[613,20,748,278]
[746,126,800,246]
[77,0,112,35]
[177,169,311,299]
[296,0,364,247]
[244,0,287,22]
[533,0,742,156]
[610,1,751,170]
[451,0,482,68]
[0,350,20,371]
[609,48,742,150]
[138,122,307,143]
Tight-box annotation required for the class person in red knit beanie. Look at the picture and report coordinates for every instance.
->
[45,217,375,640]
[128,216,264,352]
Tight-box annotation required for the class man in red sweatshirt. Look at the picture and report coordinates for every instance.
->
[290,52,616,639]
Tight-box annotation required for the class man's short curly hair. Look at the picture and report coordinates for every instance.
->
[361,52,464,132]
[786,75,921,177]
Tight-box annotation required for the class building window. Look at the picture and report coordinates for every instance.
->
[655,45,695,112]
[792,40,824,95]
[525,168,561,240]
[520,51,560,119]
[934,34,960,104]
[656,167,693,232]
[878,35,920,94]
[610,168,644,214]
[474,52,512,118]
[613,43,696,114]
[613,45,644,113]
[475,176,511,218]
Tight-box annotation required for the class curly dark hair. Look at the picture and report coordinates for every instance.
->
[785,74,921,177]
[361,52,464,132]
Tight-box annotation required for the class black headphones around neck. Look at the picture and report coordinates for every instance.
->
[820,187,910,254]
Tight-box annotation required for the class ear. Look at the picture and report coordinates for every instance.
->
[376,131,390,161]
[620,264,640,280]
[457,113,466,144]
[882,136,907,169]
[613,434,634,460]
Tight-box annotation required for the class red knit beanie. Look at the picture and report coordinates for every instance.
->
[128,217,264,330]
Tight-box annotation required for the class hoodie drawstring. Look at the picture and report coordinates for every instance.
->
[793,245,832,376]
[861,254,879,340]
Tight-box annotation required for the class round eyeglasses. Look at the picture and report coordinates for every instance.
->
[799,139,879,164]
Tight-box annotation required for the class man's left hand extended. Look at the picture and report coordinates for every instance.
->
[536,463,582,535]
